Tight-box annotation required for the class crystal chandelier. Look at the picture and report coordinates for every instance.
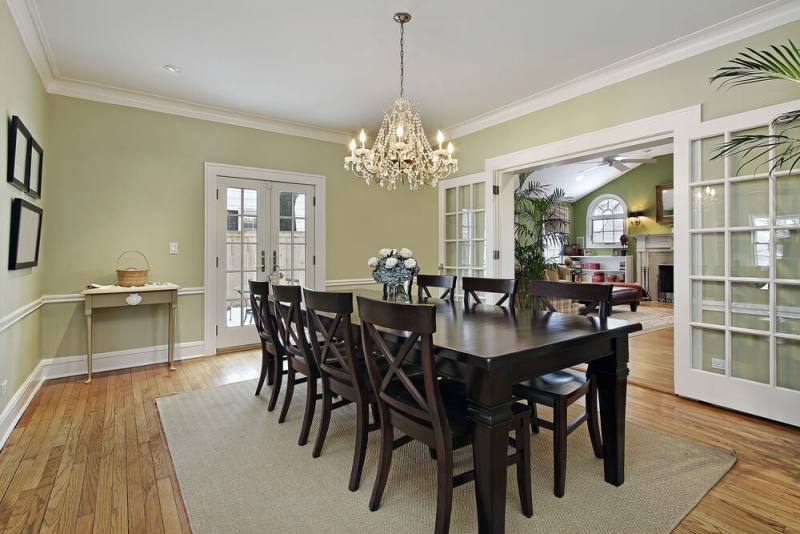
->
[344,12,457,190]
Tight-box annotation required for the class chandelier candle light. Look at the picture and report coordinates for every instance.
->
[344,12,457,190]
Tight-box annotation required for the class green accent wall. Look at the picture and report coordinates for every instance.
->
[39,95,438,357]
[452,21,800,176]
[0,0,48,413]
[572,154,673,270]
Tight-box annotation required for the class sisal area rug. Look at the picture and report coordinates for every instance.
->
[157,379,734,534]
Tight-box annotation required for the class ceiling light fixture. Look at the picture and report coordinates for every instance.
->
[344,12,457,190]
[163,64,182,73]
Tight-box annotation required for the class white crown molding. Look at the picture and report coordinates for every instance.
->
[9,0,800,143]
[446,0,800,139]
[46,79,352,144]
[5,0,56,86]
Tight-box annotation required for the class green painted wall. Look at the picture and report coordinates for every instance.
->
[453,21,800,176]
[40,95,438,357]
[572,154,673,269]
[0,0,48,413]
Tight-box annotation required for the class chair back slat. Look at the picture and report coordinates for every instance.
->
[462,277,518,310]
[529,281,613,319]
[416,274,457,301]
[271,284,313,369]
[303,289,360,387]
[249,280,282,350]
[356,297,447,435]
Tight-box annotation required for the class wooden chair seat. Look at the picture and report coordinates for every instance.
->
[517,370,586,398]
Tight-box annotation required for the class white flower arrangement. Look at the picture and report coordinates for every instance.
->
[369,247,420,285]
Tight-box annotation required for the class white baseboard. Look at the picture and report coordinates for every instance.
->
[0,341,207,451]
[42,341,206,380]
[0,360,45,451]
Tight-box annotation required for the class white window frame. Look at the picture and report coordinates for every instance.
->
[586,193,628,248]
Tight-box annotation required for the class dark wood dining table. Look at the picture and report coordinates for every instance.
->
[293,289,642,534]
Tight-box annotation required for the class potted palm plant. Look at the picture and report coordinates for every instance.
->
[514,176,570,308]
[710,39,799,171]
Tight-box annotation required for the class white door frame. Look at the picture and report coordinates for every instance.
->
[481,106,700,280]
[475,105,701,389]
[203,162,326,356]
[438,171,496,277]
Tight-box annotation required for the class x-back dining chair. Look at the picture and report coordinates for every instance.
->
[357,296,533,534]
[513,280,610,498]
[416,274,457,301]
[249,280,287,412]
[304,288,379,491]
[462,276,518,311]
[271,283,320,446]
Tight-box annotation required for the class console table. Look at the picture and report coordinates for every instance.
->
[80,283,179,383]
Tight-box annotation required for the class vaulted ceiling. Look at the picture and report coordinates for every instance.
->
[15,0,795,140]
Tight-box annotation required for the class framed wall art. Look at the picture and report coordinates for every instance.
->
[8,198,43,270]
[27,137,43,198]
[7,115,31,191]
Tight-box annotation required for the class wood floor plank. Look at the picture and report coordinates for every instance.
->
[0,342,797,534]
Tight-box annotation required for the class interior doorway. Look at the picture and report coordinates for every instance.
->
[516,140,677,393]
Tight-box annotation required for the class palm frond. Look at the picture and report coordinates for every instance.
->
[710,40,800,88]
[711,132,800,175]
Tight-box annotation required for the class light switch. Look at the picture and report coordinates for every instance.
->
[169,242,179,254]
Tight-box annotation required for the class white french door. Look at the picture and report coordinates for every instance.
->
[675,99,800,426]
[439,172,496,290]
[216,177,315,348]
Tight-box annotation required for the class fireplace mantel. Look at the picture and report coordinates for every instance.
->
[633,233,673,299]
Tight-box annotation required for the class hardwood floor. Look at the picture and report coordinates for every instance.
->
[629,326,675,393]
[1,349,798,533]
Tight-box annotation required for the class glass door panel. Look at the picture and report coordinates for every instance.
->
[683,108,800,426]
[272,183,315,288]
[218,178,269,348]
[443,181,488,280]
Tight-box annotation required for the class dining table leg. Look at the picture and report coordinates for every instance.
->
[593,334,629,486]
[467,380,514,534]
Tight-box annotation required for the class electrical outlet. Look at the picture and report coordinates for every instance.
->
[711,358,726,370]
[169,242,179,255]
[0,379,7,399]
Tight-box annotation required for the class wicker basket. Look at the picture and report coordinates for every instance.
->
[116,250,150,287]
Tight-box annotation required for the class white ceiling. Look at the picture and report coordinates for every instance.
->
[522,142,673,201]
[27,0,784,137]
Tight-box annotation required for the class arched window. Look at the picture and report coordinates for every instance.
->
[586,194,627,247]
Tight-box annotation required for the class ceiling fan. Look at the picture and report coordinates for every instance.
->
[578,155,657,173]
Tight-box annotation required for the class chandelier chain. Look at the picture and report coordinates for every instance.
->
[399,21,405,98]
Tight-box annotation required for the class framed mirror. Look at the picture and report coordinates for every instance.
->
[656,184,674,225]
[8,198,43,270]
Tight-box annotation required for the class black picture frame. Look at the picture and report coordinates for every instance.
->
[8,198,43,270]
[26,137,43,199]
[7,116,31,191]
